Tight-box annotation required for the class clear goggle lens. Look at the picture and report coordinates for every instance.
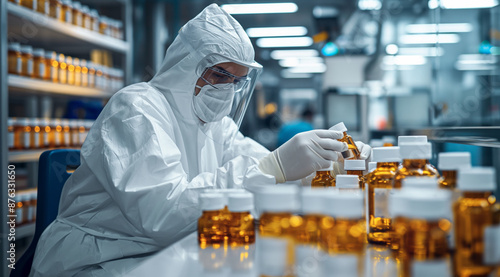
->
[200,66,250,92]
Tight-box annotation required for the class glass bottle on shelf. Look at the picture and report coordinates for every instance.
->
[20,0,36,11]
[48,0,63,21]
[52,119,63,147]
[88,61,96,87]
[62,119,71,147]
[40,118,52,148]
[33,48,45,80]
[45,51,58,82]
[90,9,99,32]
[66,56,75,85]
[80,59,88,87]
[71,1,82,27]
[70,120,79,146]
[30,118,41,149]
[62,0,72,24]
[20,45,34,78]
[8,42,22,75]
[95,64,103,89]
[37,0,49,15]
[99,16,110,36]
[15,193,24,226]
[21,118,32,149]
[58,53,67,84]
[117,21,124,40]
[81,5,91,30]
[78,120,86,145]
[73,58,81,86]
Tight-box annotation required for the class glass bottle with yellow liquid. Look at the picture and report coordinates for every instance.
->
[80,59,89,87]
[365,146,400,245]
[8,118,15,150]
[391,189,452,277]
[20,45,34,78]
[454,167,499,276]
[311,162,335,187]
[438,152,471,189]
[33,48,45,80]
[66,56,75,85]
[393,142,440,188]
[30,118,41,149]
[329,122,360,160]
[45,51,58,82]
[58,53,67,84]
[198,192,226,246]
[227,193,255,246]
[258,185,299,277]
[320,191,366,277]
[8,43,22,75]
[344,160,366,189]
[73,58,82,86]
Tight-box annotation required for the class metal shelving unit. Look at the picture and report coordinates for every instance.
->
[1,1,133,275]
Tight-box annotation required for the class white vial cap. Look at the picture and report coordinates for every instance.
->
[20,45,33,54]
[368,162,377,172]
[33,48,44,57]
[372,147,401,163]
[402,177,439,189]
[317,161,334,171]
[438,152,471,171]
[256,185,299,213]
[344,160,366,171]
[323,191,364,218]
[199,193,225,211]
[336,175,359,189]
[204,188,246,206]
[329,122,348,132]
[458,167,496,191]
[398,136,427,145]
[301,188,333,215]
[390,189,451,220]
[19,118,30,126]
[8,42,21,51]
[228,193,254,212]
[399,142,432,160]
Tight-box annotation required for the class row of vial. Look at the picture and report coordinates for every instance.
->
[8,43,124,91]
[8,118,93,150]
[14,189,38,226]
[9,0,123,39]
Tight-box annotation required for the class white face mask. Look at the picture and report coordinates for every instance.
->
[192,83,235,123]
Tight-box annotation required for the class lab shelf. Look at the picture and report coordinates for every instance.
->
[7,2,129,54]
[406,126,500,148]
[16,222,36,239]
[8,75,115,98]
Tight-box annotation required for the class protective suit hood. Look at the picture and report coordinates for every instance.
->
[149,3,260,124]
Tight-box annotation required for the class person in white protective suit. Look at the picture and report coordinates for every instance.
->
[30,4,371,276]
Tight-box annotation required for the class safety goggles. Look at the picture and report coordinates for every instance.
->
[200,66,250,92]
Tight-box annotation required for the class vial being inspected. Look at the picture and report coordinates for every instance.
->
[454,167,499,276]
[311,162,335,187]
[345,160,366,189]
[393,142,440,188]
[438,152,471,189]
[365,146,400,245]
[227,192,255,246]
[329,122,360,160]
[198,192,226,246]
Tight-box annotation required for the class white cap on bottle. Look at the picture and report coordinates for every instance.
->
[204,188,246,207]
[20,45,33,54]
[336,175,359,189]
[399,142,432,160]
[344,160,365,171]
[398,136,427,145]
[19,118,30,126]
[199,193,225,211]
[368,162,377,172]
[323,191,364,218]
[317,161,334,171]
[402,177,439,189]
[372,147,401,163]
[8,42,21,51]
[301,188,334,215]
[329,122,348,132]
[458,167,496,191]
[228,193,254,212]
[33,48,45,57]
[438,152,471,171]
[390,189,451,220]
[255,185,299,213]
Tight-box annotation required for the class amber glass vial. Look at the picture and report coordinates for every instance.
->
[33,48,45,80]
[330,122,360,160]
[58,53,67,84]
[8,118,15,150]
[365,146,400,245]
[73,58,82,86]
[45,51,59,82]
[311,163,335,187]
[49,0,63,21]
[20,45,34,78]
[66,56,75,85]
[438,152,471,189]
[227,193,255,246]
[393,142,439,188]
[454,167,497,277]
[198,193,226,246]
[8,43,22,75]
[344,160,366,189]
[52,119,63,147]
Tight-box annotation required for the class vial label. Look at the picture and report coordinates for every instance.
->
[84,18,91,29]
[43,133,49,147]
[484,224,500,265]
[411,259,451,277]
[16,58,22,74]
[342,149,355,160]
[32,0,37,10]
[27,59,33,75]
[51,66,57,79]
[323,254,359,277]
[258,237,290,277]
[39,62,45,78]
[72,132,78,145]
[55,133,61,146]
[76,16,82,27]
[65,10,72,23]
[8,132,14,149]
[34,132,40,148]
[64,132,70,146]
[93,22,99,32]
[89,74,95,87]
[24,132,30,149]
[56,6,61,20]
[27,205,34,222]
[44,1,49,15]
[295,245,322,277]
[16,206,24,224]
[374,188,391,218]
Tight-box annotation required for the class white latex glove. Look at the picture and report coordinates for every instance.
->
[331,141,372,176]
[259,130,347,183]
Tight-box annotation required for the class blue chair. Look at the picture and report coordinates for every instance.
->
[11,149,81,277]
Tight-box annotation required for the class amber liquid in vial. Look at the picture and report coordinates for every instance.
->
[311,170,335,187]
[338,131,360,160]
[198,209,225,245]
[291,214,323,248]
[393,159,440,188]
[366,162,399,245]
[321,217,366,254]
[439,170,457,189]
[228,211,255,246]
[347,170,365,189]
[454,192,496,277]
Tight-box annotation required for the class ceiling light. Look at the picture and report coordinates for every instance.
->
[288,64,327,73]
[270,49,319,59]
[281,70,313,79]
[428,0,498,9]
[221,3,298,14]
[385,44,399,55]
[256,37,313,48]
[398,47,444,56]
[278,57,325,67]
[399,34,460,44]
[358,0,382,10]
[312,6,339,18]
[246,26,307,38]
[383,55,427,66]
[406,23,473,33]
[280,88,317,100]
